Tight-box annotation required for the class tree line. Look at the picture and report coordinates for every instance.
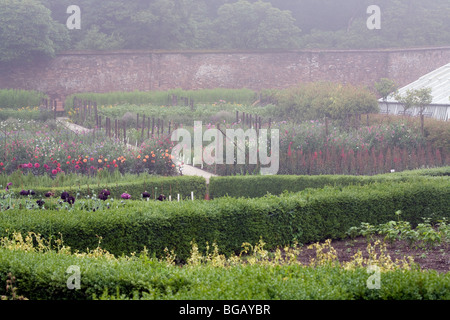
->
[1,0,450,64]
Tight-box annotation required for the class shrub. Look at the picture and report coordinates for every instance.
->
[0,90,48,110]
[209,169,450,199]
[0,242,449,300]
[261,82,378,123]
[0,178,448,261]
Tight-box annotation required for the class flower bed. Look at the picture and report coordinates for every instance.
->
[0,119,178,177]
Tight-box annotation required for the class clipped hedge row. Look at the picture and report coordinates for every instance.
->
[8,175,207,201]
[1,178,448,261]
[209,167,450,198]
[1,249,449,300]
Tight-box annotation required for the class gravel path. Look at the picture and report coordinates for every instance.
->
[56,117,217,184]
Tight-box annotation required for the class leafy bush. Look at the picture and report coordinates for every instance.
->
[0,238,449,300]
[0,108,53,122]
[0,178,448,261]
[368,114,450,155]
[351,214,450,248]
[209,168,450,199]
[260,82,378,123]
[0,90,48,110]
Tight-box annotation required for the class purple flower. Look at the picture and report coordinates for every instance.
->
[98,193,108,201]
[98,189,110,201]
[67,196,75,205]
[142,191,151,198]
[121,193,131,199]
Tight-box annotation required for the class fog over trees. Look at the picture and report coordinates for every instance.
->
[1,0,450,63]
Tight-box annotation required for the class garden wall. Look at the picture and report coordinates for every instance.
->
[0,47,449,101]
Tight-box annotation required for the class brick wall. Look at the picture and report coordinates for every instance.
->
[0,47,449,100]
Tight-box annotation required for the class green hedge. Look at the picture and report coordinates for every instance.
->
[8,175,207,201]
[1,178,448,261]
[209,167,450,198]
[1,249,449,300]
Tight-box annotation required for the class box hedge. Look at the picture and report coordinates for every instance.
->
[1,249,449,300]
[209,167,450,199]
[0,178,448,261]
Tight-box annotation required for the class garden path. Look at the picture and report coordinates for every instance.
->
[56,117,217,184]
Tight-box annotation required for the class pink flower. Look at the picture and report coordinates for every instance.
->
[52,169,57,175]
[34,163,40,168]
[27,163,32,168]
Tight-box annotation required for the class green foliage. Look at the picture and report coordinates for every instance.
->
[375,78,398,102]
[3,0,450,59]
[65,88,256,112]
[0,0,69,64]
[395,88,433,114]
[262,82,378,123]
[0,178,448,261]
[349,215,450,249]
[0,90,48,109]
[0,108,53,122]
[213,0,301,49]
[209,168,450,199]
[0,239,449,300]
[74,25,124,51]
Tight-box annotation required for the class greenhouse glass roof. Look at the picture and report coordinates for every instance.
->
[385,63,450,105]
